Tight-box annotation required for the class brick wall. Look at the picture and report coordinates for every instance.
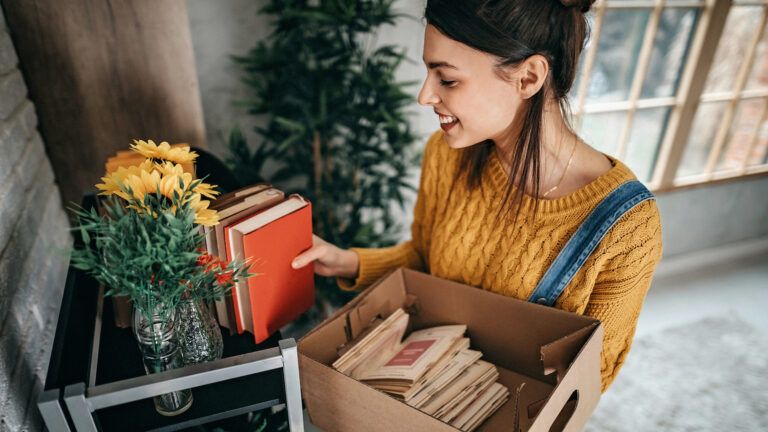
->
[0,5,72,432]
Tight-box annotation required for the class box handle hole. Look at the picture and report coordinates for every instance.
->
[548,390,579,432]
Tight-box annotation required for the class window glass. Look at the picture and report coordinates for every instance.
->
[585,9,651,103]
[677,102,728,178]
[626,107,671,181]
[579,111,627,156]
[702,6,763,94]
[640,8,699,99]
[717,98,767,171]
[745,25,768,91]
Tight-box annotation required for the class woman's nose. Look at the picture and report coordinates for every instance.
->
[417,78,440,106]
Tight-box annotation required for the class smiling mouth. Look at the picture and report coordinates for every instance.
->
[438,114,459,132]
[436,112,459,125]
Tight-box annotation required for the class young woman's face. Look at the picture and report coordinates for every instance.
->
[418,24,524,149]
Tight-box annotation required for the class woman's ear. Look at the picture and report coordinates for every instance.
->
[517,54,549,99]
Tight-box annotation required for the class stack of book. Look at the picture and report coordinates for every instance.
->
[103,145,315,341]
[204,184,315,344]
[333,308,509,432]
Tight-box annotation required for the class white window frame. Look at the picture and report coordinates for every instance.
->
[573,0,768,192]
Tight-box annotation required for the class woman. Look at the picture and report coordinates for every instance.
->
[292,0,663,392]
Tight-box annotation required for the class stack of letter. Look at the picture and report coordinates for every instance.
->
[333,308,509,432]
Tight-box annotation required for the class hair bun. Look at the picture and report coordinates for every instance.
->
[559,0,595,13]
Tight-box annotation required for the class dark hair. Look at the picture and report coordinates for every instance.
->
[424,0,595,225]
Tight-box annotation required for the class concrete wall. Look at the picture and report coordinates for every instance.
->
[0,5,71,431]
[187,0,768,259]
[656,176,768,257]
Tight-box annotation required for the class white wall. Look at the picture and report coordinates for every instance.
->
[655,176,768,257]
[186,0,267,161]
[186,0,768,258]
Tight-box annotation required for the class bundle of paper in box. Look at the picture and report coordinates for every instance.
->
[333,308,509,432]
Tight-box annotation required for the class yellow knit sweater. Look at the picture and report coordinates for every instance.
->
[337,129,663,392]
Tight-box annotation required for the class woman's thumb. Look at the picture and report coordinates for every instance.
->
[292,247,318,269]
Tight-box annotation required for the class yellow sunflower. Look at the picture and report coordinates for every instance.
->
[98,144,220,226]
[188,194,220,226]
[155,161,186,177]
[131,140,198,165]
[192,180,219,200]
[96,160,155,200]
[121,168,162,202]
[155,161,219,200]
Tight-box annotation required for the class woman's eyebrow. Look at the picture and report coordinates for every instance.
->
[423,58,459,70]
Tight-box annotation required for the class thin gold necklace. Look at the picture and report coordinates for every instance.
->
[541,136,578,198]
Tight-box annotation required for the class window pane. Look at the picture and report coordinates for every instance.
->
[579,111,627,156]
[677,102,728,178]
[717,99,766,171]
[626,107,670,181]
[585,9,650,103]
[751,117,768,166]
[756,138,768,165]
[748,111,768,167]
[745,19,768,91]
[702,6,763,95]
[640,8,698,99]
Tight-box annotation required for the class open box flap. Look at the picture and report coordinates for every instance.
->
[540,322,600,381]
[338,291,420,357]
[526,323,604,431]
[346,288,415,341]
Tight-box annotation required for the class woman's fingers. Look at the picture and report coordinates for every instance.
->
[292,234,343,277]
[292,235,321,269]
[291,251,312,269]
[292,243,328,269]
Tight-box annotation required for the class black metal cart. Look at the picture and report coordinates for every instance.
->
[37,197,304,432]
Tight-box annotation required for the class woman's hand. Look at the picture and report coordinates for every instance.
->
[292,234,359,279]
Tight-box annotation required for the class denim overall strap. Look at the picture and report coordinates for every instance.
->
[527,180,654,306]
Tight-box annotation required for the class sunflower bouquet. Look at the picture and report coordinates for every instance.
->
[68,140,253,415]
[69,140,248,332]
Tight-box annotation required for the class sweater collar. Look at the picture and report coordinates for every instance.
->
[486,146,638,214]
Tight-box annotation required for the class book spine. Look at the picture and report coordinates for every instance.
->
[224,225,246,334]
[205,225,237,335]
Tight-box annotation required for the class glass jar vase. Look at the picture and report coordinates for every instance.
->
[176,297,224,365]
[132,306,194,416]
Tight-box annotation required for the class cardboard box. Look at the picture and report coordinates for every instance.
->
[298,268,604,432]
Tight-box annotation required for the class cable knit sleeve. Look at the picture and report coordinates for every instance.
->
[336,130,442,291]
[584,199,664,392]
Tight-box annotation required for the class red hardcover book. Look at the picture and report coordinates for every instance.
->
[226,195,315,342]
[215,187,284,333]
